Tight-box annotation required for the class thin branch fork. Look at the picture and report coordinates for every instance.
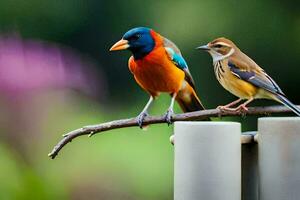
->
[48,105,297,159]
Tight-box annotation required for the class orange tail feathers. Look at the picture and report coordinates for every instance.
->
[175,82,210,120]
[176,89,204,112]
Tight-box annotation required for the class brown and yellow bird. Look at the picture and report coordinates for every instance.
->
[197,37,300,115]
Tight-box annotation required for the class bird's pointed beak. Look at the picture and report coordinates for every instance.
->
[110,39,129,51]
[196,44,210,51]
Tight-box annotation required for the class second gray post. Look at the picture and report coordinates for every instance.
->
[258,117,300,200]
[174,122,241,200]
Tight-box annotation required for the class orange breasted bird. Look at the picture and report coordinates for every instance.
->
[197,37,300,115]
[110,27,207,127]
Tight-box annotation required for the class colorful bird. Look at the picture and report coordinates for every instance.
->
[110,27,207,127]
[197,37,300,115]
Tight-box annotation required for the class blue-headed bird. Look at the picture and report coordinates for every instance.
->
[197,37,300,115]
[110,27,207,127]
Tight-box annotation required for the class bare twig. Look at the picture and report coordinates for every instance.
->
[48,105,297,159]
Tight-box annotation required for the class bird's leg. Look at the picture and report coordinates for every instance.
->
[164,93,177,126]
[137,96,154,128]
[217,98,243,111]
[235,97,254,113]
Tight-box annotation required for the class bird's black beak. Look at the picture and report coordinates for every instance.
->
[196,44,210,51]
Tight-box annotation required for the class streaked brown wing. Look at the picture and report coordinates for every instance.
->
[228,53,284,96]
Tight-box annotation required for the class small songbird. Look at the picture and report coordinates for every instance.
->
[197,37,300,115]
[110,27,207,127]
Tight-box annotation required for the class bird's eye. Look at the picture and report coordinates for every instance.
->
[130,34,140,41]
[215,44,222,48]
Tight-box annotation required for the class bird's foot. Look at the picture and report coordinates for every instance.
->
[236,104,248,115]
[217,104,248,116]
[136,111,149,129]
[164,108,174,126]
[217,105,237,112]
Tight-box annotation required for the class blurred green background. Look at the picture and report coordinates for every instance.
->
[0,0,299,199]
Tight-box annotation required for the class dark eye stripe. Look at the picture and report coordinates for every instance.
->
[129,34,140,41]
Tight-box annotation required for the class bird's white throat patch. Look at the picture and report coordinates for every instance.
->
[209,48,235,63]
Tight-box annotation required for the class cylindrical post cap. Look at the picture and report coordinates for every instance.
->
[174,122,241,200]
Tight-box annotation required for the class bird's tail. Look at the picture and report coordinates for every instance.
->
[275,94,300,116]
[175,81,210,120]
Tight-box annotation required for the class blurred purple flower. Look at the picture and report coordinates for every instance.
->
[0,35,106,98]
[0,35,107,160]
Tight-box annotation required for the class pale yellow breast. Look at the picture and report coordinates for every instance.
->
[214,61,258,99]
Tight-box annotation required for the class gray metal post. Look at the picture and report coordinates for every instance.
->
[174,122,241,200]
[258,117,300,200]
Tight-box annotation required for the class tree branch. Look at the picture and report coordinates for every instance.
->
[48,105,297,159]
